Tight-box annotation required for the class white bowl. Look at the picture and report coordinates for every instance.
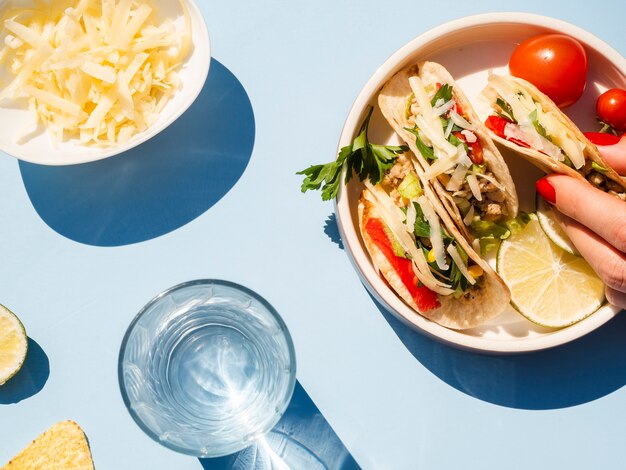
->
[0,0,210,166]
[335,12,626,354]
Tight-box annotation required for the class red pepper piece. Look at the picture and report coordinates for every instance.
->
[484,115,530,149]
[453,131,484,165]
[365,218,440,312]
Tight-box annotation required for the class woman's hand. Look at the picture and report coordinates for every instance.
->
[536,134,626,309]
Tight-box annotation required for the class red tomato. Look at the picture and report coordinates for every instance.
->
[596,89,626,132]
[509,34,588,108]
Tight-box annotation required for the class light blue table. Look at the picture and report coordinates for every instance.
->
[1,1,626,469]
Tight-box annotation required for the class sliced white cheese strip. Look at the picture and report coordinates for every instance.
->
[21,85,82,117]
[417,195,448,271]
[446,162,469,192]
[466,174,482,201]
[409,77,457,158]
[364,182,454,295]
[449,110,473,130]
[81,62,117,84]
[447,245,476,285]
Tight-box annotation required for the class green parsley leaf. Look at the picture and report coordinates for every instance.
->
[528,109,550,140]
[431,84,453,107]
[297,107,408,200]
[404,126,436,161]
[413,202,431,238]
[440,117,463,134]
[598,118,619,136]
[447,132,464,147]
[496,98,516,122]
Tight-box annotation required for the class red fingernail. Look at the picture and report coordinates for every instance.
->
[536,177,556,204]
[584,132,621,146]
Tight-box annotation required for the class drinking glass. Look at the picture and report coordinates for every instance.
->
[118,279,296,457]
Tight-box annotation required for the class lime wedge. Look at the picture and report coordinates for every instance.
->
[536,193,579,255]
[496,216,605,328]
[0,305,28,385]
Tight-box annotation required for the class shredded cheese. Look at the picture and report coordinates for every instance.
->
[489,75,586,169]
[0,0,192,148]
[449,110,473,130]
[409,76,457,158]
[463,205,474,226]
[466,173,482,201]
[446,245,476,285]
[364,182,454,295]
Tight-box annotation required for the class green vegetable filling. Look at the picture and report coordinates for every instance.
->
[472,212,531,255]
[591,162,609,173]
[404,126,436,161]
[398,172,423,199]
[528,109,550,141]
[431,84,453,107]
[496,98,516,122]
[410,202,477,293]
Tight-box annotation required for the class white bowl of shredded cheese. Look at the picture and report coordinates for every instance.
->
[0,0,210,165]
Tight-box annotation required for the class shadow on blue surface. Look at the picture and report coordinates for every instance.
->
[373,295,626,410]
[19,59,255,247]
[0,338,49,404]
[324,213,344,250]
[198,381,360,470]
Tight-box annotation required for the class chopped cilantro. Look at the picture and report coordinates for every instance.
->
[404,126,436,161]
[496,98,516,122]
[528,109,551,140]
[431,84,453,106]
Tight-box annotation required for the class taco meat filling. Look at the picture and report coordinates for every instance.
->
[401,79,511,235]
[371,156,485,300]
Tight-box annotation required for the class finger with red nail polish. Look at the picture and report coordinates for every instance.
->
[584,132,626,175]
[536,177,556,204]
[541,175,626,253]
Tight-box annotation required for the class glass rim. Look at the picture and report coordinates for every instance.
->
[117,279,297,457]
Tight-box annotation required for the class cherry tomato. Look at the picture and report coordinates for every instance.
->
[509,34,588,108]
[596,89,626,132]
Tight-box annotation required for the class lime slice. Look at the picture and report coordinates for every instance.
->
[0,305,28,385]
[535,193,579,255]
[496,216,605,328]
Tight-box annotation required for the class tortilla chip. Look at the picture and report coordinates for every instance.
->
[2,421,94,470]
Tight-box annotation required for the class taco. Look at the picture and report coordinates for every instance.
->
[378,61,519,248]
[358,151,510,330]
[481,74,626,199]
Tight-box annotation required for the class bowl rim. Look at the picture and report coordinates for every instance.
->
[335,12,625,354]
[0,0,211,166]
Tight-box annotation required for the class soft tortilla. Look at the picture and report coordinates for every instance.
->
[378,61,519,240]
[481,75,626,191]
[358,187,510,330]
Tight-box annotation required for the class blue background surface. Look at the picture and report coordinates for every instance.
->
[1,0,626,469]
